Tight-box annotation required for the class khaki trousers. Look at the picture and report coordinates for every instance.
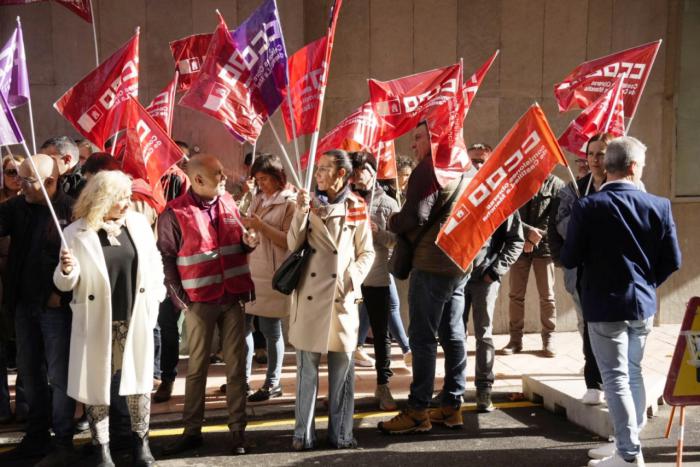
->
[183,302,247,434]
[507,255,557,342]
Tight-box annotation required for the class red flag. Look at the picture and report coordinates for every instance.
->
[369,63,462,142]
[0,1,91,22]
[375,140,397,180]
[53,32,139,150]
[462,50,499,118]
[169,33,212,92]
[281,35,327,140]
[55,0,91,22]
[302,101,383,169]
[554,40,661,119]
[117,96,184,188]
[436,105,568,271]
[146,72,178,134]
[558,77,626,157]
[429,94,471,187]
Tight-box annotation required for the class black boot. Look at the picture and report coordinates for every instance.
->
[132,432,156,467]
[97,443,115,467]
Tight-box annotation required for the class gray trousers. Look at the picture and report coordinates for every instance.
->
[463,279,501,390]
[294,350,354,448]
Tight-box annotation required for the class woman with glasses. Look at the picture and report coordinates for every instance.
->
[288,149,375,451]
[1,155,24,203]
[550,133,612,407]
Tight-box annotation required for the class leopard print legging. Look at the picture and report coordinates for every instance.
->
[85,321,151,445]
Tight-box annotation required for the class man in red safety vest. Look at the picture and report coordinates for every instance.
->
[156,154,258,456]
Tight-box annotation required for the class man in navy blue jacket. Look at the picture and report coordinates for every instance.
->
[561,136,681,467]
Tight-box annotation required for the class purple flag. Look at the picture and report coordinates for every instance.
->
[0,19,30,108]
[229,0,288,117]
[0,91,24,145]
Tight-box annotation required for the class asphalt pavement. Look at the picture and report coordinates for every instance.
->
[3,393,692,467]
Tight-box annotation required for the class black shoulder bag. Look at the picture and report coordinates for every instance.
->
[388,176,466,280]
[272,213,312,295]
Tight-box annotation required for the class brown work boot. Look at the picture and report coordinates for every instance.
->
[377,408,431,434]
[497,340,522,355]
[428,406,464,428]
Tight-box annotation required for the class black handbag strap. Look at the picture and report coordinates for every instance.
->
[406,174,467,247]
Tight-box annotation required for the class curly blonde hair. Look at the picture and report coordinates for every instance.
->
[73,170,132,230]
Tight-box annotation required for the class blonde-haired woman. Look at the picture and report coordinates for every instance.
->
[54,170,165,467]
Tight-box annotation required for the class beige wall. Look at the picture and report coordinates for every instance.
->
[1,0,696,331]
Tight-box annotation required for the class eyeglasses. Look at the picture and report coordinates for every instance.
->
[3,168,18,177]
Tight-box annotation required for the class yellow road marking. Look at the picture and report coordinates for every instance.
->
[0,400,541,449]
[148,401,540,438]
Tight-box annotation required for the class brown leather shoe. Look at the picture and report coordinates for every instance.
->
[497,341,522,355]
[153,380,173,403]
[541,341,556,358]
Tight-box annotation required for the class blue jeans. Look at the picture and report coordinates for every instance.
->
[358,277,410,354]
[463,279,500,390]
[588,318,653,460]
[294,350,354,448]
[245,316,284,387]
[407,270,469,410]
[15,302,75,445]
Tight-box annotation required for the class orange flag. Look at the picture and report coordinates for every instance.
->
[436,104,568,271]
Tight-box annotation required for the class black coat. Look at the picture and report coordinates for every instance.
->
[0,191,74,310]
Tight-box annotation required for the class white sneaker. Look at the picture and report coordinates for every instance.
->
[588,442,616,459]
[354,347,375,368]
[582,389,605,405]
[587,453,644,467]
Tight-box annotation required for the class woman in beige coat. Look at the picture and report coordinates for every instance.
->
[55,171,165,467]
[288,150,375,451]
[241,154,296,402]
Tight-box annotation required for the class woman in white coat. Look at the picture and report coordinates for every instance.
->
[288,150,375,451]
[54,170,165,467]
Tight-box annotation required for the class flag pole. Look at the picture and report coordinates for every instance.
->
[284,84,302,176]
[89,0,100,67]
[268,119,302,188]
[19,141,68,248]
[167,71,179,135]
[16,18,37,154]
[565,164,581,198]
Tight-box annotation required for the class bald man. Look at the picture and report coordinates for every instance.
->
[0,154,77,465]
[157,154,257,456]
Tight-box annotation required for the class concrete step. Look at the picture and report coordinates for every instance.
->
[521,373,666,437]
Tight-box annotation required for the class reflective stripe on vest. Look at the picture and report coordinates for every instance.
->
[180,265,251,289]
[176,245,243,267]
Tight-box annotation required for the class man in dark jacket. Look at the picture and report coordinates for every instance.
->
[499,173,565,357]
[0,155,76,466]
[561,137,681,467]
[461,144,524,412]
[378,122,474,434]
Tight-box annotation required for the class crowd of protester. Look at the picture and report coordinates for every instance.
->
[0,127,681,467]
